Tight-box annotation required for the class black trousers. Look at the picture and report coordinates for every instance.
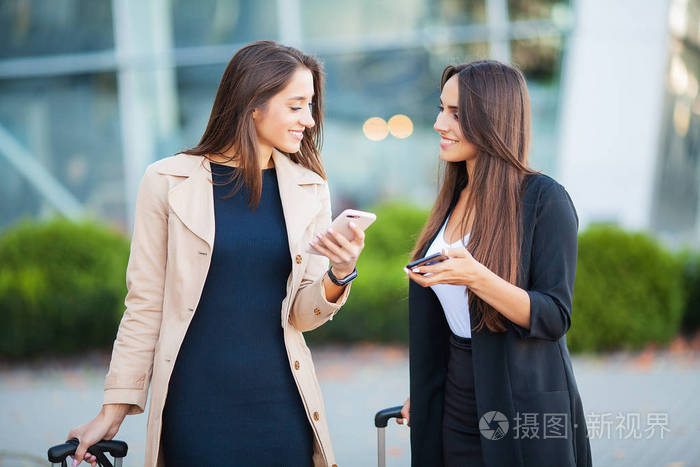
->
[442,333,485,467]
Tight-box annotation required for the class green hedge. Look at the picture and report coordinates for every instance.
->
[0,218,129,358]
[679,250,700,334]
[306,203,429,343]
[567,225,685,352]
[0,210,697,358]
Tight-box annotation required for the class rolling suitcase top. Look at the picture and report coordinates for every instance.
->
[374,406,404,467]
[47,439,128,467]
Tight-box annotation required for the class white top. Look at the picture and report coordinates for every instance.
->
[425,216,471,338]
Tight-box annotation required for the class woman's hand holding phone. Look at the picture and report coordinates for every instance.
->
[309,209,374,278]
[404,247,486,288]
[309,222,366,278]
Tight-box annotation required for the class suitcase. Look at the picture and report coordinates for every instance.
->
[47,439,128,467]
[374,405,404,467]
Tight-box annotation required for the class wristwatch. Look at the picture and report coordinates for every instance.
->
[327,266,358,286]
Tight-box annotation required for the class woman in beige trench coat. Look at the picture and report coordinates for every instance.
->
[67,41,365,467]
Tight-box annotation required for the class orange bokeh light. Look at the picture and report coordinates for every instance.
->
[362,117,389,141]
[388,114,413,138]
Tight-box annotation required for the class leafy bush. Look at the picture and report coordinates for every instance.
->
[567,225,685,352]
[0,218,129,358]
[0,212,695,358]
[679,250,700,334]
[306,203,429,343]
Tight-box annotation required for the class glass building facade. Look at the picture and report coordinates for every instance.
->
[0,0,570,232]
[652,0,700,244]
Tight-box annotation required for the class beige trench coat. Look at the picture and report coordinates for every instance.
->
[103,150,350,466]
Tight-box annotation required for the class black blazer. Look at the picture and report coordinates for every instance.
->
[409,174,592,467]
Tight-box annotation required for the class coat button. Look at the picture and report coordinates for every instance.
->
[313,307,321,315]
[313,411,320,421]
[295,254,302,264]
[294,360,300,370]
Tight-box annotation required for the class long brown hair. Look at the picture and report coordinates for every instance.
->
[412,60,536,333]
[183,40,326,207]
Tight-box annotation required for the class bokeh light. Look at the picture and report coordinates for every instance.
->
[673,100,691,136]
[669,55,689,95]
[362,117,389,141]
[388,114,414,139]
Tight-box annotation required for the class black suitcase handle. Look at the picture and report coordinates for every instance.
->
[374,405,404,428]
[48,439,128,467]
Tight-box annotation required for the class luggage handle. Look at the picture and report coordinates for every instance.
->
[47,439,128,467]
[374,406,404,467]
[375,405,404,427]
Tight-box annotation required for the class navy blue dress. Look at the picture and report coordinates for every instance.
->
[161,163,314,466]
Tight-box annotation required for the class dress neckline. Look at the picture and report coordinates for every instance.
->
[441,213,470,247]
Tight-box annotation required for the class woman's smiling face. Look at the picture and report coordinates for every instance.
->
[253,66,316,156]
[433,74,478,163]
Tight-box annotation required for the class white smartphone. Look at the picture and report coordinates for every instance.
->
[307,209,377,255]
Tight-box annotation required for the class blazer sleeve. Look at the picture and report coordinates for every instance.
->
[513,182,579,341]
[289,183,351,332]
[103,164,167,414]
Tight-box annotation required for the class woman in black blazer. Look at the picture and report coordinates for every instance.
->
[398,61,592,466]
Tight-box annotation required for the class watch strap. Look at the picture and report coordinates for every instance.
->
[327,266,358,286]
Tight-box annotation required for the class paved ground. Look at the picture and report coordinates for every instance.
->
[1,343,698,466]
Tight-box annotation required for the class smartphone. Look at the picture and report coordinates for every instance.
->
[307,209,377,254]
[406,252,448,270]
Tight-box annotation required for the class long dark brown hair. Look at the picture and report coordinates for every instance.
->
[412,60,536,333]
[183,40,326,207]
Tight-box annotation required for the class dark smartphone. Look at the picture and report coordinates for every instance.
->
[406,252,448,270]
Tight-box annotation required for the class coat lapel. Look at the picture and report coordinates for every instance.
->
[272,150,324,259]
[157,151,324,258]
[158,155,215,251]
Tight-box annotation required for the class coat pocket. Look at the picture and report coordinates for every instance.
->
[513,390,576,467]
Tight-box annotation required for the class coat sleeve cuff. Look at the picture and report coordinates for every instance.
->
[306,272,352,321]
[290,273,352,331]
[319,272,352,318]
[511,290,568,341]
[510,290,538,338]
[103,388,147,415]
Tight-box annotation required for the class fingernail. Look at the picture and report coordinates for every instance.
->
[403,267,410,274]
[327,227,334,233]
[349,221,356,228]
[412,268,420,273]
[72,459,78,467]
